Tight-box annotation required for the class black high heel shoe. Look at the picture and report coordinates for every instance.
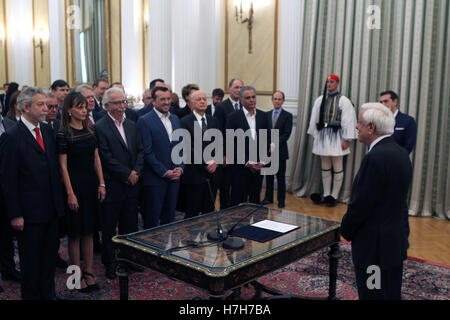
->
[83,271,99,291]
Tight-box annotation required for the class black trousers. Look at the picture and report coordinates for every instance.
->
[16,216,58,300]
[229,165,263,207]
[0,197,16,274]
[354,264,403,300]
[264,159,287,204]
[101,196,138,267]
[183,181,217,219]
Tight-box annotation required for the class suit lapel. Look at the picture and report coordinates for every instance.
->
[106,115,128,150]
[18,121,46,155]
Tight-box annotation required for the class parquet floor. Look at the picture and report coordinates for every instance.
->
[261,191,450,266]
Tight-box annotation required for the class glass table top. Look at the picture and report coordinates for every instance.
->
[119,204,340,273]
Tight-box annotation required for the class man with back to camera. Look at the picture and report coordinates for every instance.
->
[340,103,412,300]
[308,74,357,207]
[379,90,417,259]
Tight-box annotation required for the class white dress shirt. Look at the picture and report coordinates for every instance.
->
[21,116,41,139]
[193,111,207,129]
[243,107,256,140]
[154,108,173,141]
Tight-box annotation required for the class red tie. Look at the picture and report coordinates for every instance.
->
[34,127,46,152]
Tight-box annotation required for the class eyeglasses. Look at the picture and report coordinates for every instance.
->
[108,100,127,106]
[47,105,59,110]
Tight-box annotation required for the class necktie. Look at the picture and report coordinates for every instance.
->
[201,117,207,133]
[234,103,239,111]
[34,127,46,152]
[272,110,279,128]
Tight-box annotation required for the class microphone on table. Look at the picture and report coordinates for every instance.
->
[221,204,265,250]
[206,178,228,241]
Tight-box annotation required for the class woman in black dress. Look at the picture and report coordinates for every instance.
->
[57,92,106,292]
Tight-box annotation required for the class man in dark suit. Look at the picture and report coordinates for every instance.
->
[262,91,293,208]
[206,88,225,118]
[45,93,61,136]
[95,88,144,279]
[93,78,110,113]
[0,83,9,112]
[50,80,70,120]
[137,86,184,229]
[180,90,219,219]
[226,86,269,206]
[0,112,20,289]
[340,103,412,300]
[214,79,244,209]
[0,87,65,300]
[380,90,417,257]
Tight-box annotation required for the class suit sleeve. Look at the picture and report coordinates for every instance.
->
[340,154,384,241]
[404,116,417,154]
[137,117,168,178]
[133,129,145,175]
[0,132,21,220]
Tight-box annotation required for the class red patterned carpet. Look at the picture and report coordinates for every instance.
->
[0,241,448,300]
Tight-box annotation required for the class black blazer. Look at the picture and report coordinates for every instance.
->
[2,116,16,131]
[0,121,64,223]
[340,137,412,270]
[180,113,219,185]
[137,103,153,118]
[48,119,61,137]
[214,99,242,133]
[267,109,293,161]
[94,115,144,202]
[94,99,103,113]
[225,108,269,165]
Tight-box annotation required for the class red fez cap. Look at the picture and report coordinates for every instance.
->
[327,74,340,81]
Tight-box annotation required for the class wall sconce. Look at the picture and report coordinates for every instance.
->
[234,1,254,54]
[34,26,49,68]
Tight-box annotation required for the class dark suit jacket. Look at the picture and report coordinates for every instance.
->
[267,109,293,161]
[226,108,269,165]
[2,116,16,131]
[136,109,184,187]
[137,103,153,118]
[340,137,412,270]
[94,98,103,113]
[180,113,219,185]
[392,111,417,154]
[0,121,65,223]
[94,115,144,202]
[47,119,61,137]
[214,99,242,133]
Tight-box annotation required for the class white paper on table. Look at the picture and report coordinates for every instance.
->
[251,220,298,233]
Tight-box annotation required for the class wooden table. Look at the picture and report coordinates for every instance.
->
[113,203,341,300]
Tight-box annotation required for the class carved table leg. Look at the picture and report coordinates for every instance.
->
[327,243,341,300]
[117,263,129,301]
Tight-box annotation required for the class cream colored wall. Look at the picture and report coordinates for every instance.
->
[32,0,51,88]
[0,1,8,86]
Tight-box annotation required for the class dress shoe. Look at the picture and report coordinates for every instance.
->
[278,202,285,209]
[261,199,273,205]
[310,193,325,205]
[83,271,99,291]
[324,196,336,207]
[56,256,69,269]
[1,269,21,282]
